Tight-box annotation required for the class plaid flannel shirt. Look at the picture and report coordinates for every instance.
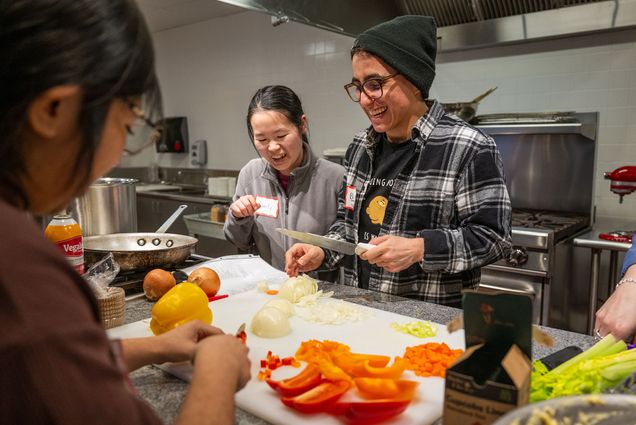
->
[323,101,512,305]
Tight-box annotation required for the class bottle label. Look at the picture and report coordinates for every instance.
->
[54,235,85,274]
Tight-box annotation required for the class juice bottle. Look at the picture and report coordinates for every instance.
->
[45,212,85,274]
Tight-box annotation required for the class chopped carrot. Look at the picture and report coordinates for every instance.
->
[266,289,279,295]
[402,342,463,378]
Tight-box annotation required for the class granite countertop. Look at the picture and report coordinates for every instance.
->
[125,283,597,425]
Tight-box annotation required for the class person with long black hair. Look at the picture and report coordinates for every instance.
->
[0,1,250,424]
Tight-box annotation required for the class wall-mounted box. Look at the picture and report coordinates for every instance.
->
[157,117,188,153]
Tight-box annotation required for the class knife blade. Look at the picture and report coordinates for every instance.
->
[277,228,374,256]
[235,322,246,344]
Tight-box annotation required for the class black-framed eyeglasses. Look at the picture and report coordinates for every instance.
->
[124,101,162,156]
[344,72,399,102]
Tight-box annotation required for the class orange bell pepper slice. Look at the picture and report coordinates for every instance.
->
[354,378,419,400]
[266,364,322,397]
[351,357,406,379]
[332,353,391,377]
[281,380,350,414]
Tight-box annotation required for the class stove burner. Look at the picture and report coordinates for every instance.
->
[511,209,590,241]
[109,255,209,296]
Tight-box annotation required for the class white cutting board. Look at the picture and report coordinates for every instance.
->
[108,290,465,425]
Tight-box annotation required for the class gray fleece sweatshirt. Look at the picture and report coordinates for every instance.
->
[224,144,345,278]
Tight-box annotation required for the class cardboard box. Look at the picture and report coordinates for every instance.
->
[443,290,532,425]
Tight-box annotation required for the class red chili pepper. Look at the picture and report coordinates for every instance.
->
[281,380,350,414]
[266,364,323,397]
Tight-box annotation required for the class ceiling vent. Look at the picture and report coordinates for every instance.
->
[398,0,609,27]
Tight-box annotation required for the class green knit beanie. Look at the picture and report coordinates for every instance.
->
[353,16,437,99]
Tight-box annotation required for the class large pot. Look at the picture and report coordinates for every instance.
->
[84,232,197,271]
[71,177,138,236]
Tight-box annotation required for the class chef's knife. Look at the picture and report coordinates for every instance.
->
[277,228,374,256]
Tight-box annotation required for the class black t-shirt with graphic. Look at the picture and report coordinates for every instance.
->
[358,135,417,289]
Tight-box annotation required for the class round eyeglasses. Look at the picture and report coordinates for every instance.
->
[124,102,162,156]
[344,73,399,102]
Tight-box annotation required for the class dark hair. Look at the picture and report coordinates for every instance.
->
[246,85,309,146]
[0,0,162,207]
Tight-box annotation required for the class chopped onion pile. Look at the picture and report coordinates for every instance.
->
[297,300,369,325]
[295,290,334,307]
[390,321,438,338]
[278,275,318,303]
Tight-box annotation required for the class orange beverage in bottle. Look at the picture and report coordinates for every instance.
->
[45,213,85,274]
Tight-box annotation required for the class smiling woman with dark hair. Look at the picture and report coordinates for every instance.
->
[224,85,345,282]
[0,1,250,424]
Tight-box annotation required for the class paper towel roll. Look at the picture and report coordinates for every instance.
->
[226,177,237,197]
[208,177,228,197]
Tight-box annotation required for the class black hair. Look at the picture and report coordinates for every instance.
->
[0,0,162,208]
[246,85,309,146]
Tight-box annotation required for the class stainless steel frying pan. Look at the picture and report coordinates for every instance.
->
[441,86,497,122]
[83,205,197,271]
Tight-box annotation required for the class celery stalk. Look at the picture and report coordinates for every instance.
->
[550,334,619,375]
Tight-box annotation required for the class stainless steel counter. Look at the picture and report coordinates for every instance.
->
[136,188,231,206]
[573,217,635,334]
[124,283,596,425]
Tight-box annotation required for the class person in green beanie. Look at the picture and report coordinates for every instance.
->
[285,16,512,307]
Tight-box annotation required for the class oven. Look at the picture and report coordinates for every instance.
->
[475,112,598,329]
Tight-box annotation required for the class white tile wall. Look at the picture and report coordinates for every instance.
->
[120,11,636,219]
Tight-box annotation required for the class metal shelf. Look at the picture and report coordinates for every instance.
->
[183,213,226,240]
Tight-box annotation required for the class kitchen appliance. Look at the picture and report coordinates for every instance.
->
[476,112,598,329]
[277,228,373,255]
[604,165,636,203]
[70,177,138,236]
[441,86,497,123]
[156,116,188,153]
[83,205,196,271]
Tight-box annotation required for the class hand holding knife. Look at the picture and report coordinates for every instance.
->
[235,322,247,344]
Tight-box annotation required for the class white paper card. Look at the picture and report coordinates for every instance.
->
[254,195,279,218]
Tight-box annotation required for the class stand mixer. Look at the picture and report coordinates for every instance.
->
[600,165,636,243]
[604,166,636,203]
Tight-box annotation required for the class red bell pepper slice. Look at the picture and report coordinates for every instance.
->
[330,399,412,424]
[266,364,322,397]
[281,380,350,414]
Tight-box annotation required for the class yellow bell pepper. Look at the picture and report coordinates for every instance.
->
[150,282,212,335]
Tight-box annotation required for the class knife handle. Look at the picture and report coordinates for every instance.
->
[355,243,375,256]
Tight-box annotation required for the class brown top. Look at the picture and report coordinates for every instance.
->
[0,199,162,424]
